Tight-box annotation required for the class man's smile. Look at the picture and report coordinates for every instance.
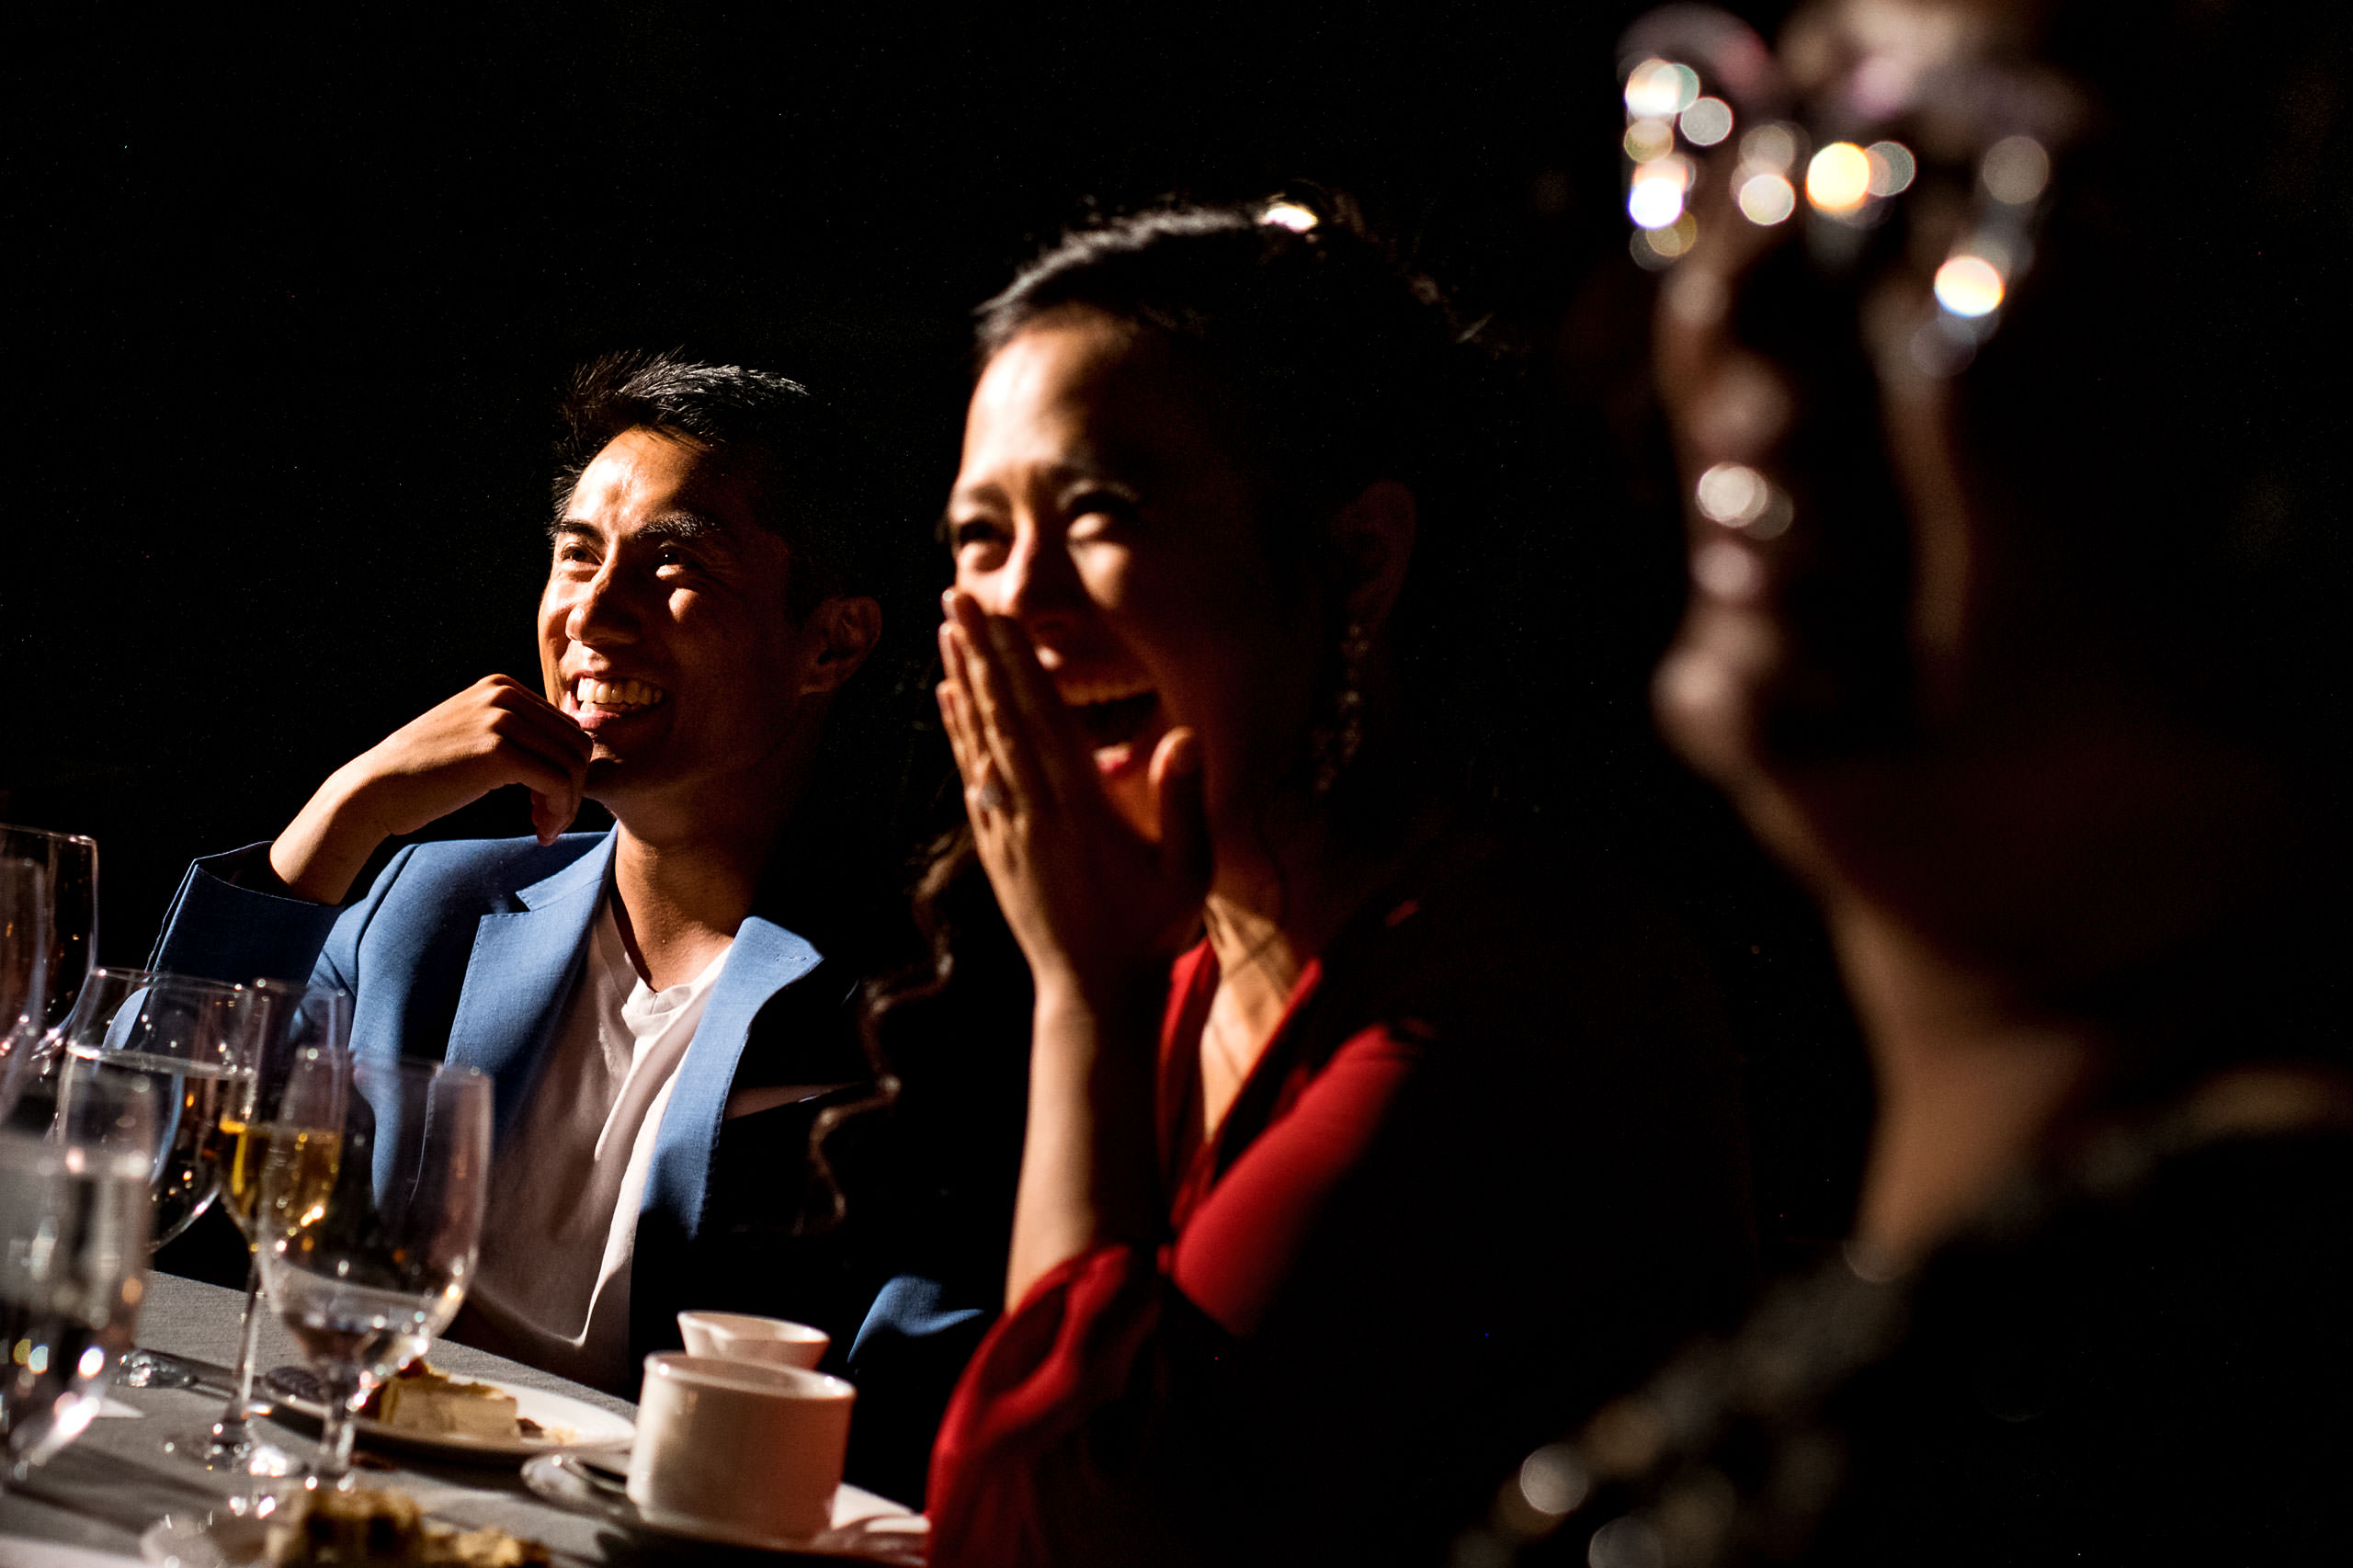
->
[563,673,670,733]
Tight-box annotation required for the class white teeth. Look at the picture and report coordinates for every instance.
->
[574,676,666,710]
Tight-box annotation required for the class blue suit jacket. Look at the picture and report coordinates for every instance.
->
[153,830,991,1499]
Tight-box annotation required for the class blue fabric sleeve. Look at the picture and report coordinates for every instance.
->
[148,842,413,994]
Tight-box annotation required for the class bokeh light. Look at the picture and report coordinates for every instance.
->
[1629,156,1694,229]
[1259,201,1319,233]
[1933,254,2006,316]
[1695,462,1769,527]
[1625,58,1701,119]
[1631,214,1699,269]
[1865,141,1915,197]
[1518,1446,1592,1517]
[1680,97,1734,146]
[1693,540,1761,599]
[1736,172,1796,225]
[1623,118,1676,164]
[1739,124,1797,174]
[1981,134,2051,204]
[1805,142,1872,212]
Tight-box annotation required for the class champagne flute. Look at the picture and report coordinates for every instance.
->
[0,1069,153,1483]
[258,1051,489,1485]
[0,825,98,1123]
[53,968,255,1388]
[165,979,351,1474]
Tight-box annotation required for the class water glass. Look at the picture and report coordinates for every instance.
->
[53,968,253,1247]
[257,1051,490,1483]
[0,1072,153,1483]
[0,825,98,1122]
[0,858,50,1117]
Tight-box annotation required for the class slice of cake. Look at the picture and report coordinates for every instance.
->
[369,1362,520,1441]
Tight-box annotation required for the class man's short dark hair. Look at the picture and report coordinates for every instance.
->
[553,350,870,614]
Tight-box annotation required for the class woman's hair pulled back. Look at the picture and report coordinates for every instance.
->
[976,199,1514,757]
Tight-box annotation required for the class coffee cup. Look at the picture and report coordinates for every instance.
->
[676,1309,831,1370]
[628,1353,857,1543]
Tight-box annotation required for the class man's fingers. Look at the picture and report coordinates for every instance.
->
[481,681,595,761]
[529,788,581,846]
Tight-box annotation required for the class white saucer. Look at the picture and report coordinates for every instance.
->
[262,1369,635,1461]
[521,1450,927,1562]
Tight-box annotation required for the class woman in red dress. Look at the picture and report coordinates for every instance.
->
[925,201,1752,1567]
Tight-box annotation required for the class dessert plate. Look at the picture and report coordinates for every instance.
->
[522,1450,928,1563]
[262,1367,635,1461]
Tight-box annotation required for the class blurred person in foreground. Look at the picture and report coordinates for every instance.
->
[1463,3,2353,1563]
[150,353,977,1497]
[918,200,1755,1567]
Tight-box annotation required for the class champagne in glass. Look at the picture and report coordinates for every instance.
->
[0,1072,153,1483]
[168,979,349,1474]
[258,1051,489,1484]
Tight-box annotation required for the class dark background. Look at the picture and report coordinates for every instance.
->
[3,1,1866,1251]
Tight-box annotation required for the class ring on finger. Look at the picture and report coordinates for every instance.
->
[972,778,1010,814]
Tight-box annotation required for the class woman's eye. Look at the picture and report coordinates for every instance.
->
[951,518,1005,552]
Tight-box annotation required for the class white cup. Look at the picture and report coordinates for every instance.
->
[676,1309,832,1370]
[627,1353,858,1543]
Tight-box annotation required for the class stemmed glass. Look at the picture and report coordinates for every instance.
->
[165,979,352,1474]
[0,825,99,1124]
[0,858,51,1109]
[52,968,256,1388]
[257,1051,490,1485]
[0,1068,154,1483]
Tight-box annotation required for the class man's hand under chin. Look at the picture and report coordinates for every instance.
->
[267,674,594,905]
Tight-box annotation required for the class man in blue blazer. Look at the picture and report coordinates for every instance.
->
[153,353,987,1499]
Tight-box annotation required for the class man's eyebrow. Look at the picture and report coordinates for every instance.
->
[636,512,729,544]
[546,512,732,545]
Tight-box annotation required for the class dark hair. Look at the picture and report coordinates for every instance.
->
[976,198,1543,812]
[553,349,875,615]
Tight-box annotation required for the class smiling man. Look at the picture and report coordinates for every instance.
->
[148,355,957,1419]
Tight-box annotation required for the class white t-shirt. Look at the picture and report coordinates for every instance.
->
[462,898,731,1388]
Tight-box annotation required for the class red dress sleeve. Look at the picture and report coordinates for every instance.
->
[925,1006,1426,1567]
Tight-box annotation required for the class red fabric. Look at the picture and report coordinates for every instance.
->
[925,1245,1163,1564]
[927,937,1427,1562]
[922,850,1755,1568]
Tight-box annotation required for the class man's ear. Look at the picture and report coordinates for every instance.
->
[1329,478,1418,633]
[800,595,883,696]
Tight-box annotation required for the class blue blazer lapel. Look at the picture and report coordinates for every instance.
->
[638,915,824,1242]
[445,830,616,1144]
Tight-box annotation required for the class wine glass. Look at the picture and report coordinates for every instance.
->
[0,1068,153,1483]
[165,978,351,1474]
[52,968,255,1388]
[257,1051,490,1485]
[54,968,254,1246]
[0,825,98,1123]
[0,858,51,1112]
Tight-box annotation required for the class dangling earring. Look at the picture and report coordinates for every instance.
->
[1313,620,1371,796]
